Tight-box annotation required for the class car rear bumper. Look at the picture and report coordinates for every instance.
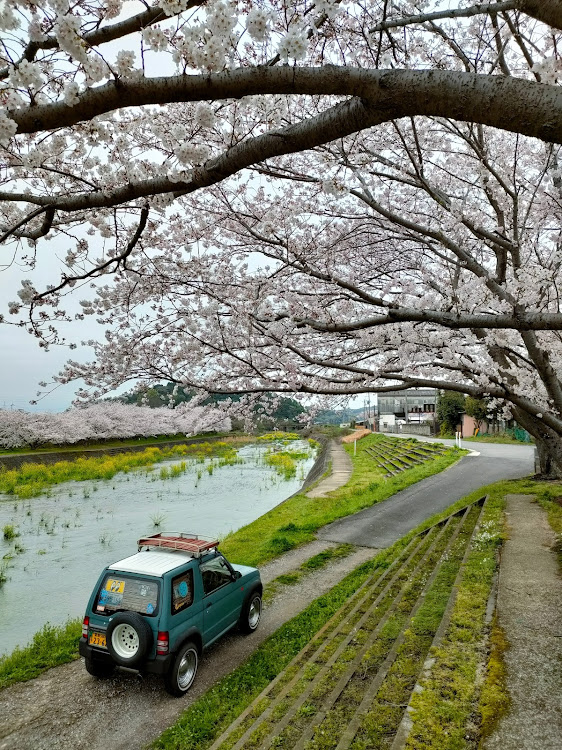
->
[79,637,173,674]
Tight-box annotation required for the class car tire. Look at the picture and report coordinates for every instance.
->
[84,657,115,679]
[164,641,199,697]
[106,612,153,668]
[239,591,262,634]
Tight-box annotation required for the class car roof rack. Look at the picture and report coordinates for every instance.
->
[137,532,219,557]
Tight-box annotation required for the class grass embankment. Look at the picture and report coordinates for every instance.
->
[263,543,356,603]
[152,488,506,750]
[221,434,462,567]
[463,434,531,444]
[406,477,562,749]
[0,441,242,499]
[158,479,561,750]
[0,620,82,689]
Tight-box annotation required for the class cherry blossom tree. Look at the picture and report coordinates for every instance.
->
[3,2,562,472]
[0,402,231,449]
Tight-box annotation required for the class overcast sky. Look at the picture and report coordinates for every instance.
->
[0,223,113,412]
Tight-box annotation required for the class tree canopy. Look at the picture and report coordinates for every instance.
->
[437,391,465,436]
[3,1,562,472]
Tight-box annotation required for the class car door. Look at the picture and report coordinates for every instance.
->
[200,554,240,644]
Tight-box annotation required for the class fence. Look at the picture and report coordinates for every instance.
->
[382,424,432,436]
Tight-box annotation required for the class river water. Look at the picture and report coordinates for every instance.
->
[0,441,315,654]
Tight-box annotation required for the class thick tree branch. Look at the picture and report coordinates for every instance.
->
[369,1,562,33]
[518,0,562,29]
[9,68,562,146]
[0,205,55,244]
[288,308,562,331]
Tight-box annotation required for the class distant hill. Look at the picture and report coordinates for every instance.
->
[116,383,306,427]
[314,407,367,425]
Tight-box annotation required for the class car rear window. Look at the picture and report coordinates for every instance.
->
[95,574,159,617]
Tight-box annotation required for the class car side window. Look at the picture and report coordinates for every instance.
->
[200,555,233,595]
[171,569,194,615]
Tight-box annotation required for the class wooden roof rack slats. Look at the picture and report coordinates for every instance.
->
[137,532,219,556]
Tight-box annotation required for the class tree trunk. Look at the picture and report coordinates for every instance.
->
[512,407,562,478]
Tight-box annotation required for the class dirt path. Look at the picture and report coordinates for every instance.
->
[483,495,562,750]
[0,545,375,750]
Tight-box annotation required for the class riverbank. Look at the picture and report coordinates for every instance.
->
[0,434,459,684]
[0,441,243,498]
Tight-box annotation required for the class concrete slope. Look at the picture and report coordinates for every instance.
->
[318,441,533,548]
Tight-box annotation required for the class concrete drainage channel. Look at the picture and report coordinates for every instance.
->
[208,497,487,750]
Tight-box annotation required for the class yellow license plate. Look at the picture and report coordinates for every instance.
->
[89,631,106,648]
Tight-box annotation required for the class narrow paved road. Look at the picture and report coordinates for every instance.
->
[318,436,534,548]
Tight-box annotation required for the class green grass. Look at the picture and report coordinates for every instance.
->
[264,544,356,603]
[463,433,531,444]
[0,441,241,498]
[0,619,82,689]
[2,524,18,540]
[478,614,511,743]
[534,488,562,570]
[221,435,463,567]
[257,432,301,442]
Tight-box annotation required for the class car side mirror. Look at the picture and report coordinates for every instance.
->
[234,570,242,580]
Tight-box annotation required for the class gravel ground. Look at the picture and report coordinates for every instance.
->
[0,543,376,750]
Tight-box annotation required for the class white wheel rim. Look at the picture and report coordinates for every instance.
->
[112,623,140,659]
[177,649,197,690]
[248,597,261,629]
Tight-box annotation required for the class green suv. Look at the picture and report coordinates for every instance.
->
[79,532,262,696]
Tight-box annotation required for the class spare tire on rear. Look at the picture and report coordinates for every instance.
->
[106,612,153,668]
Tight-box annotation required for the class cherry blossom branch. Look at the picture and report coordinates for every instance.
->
[0,205,55,243]
[347,186,515,306]
[0,3,204,80]
[368,1,562,33]
[30,205,150,302]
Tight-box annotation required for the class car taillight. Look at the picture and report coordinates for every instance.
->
[156,631,169,655]
[82,616,89,638]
